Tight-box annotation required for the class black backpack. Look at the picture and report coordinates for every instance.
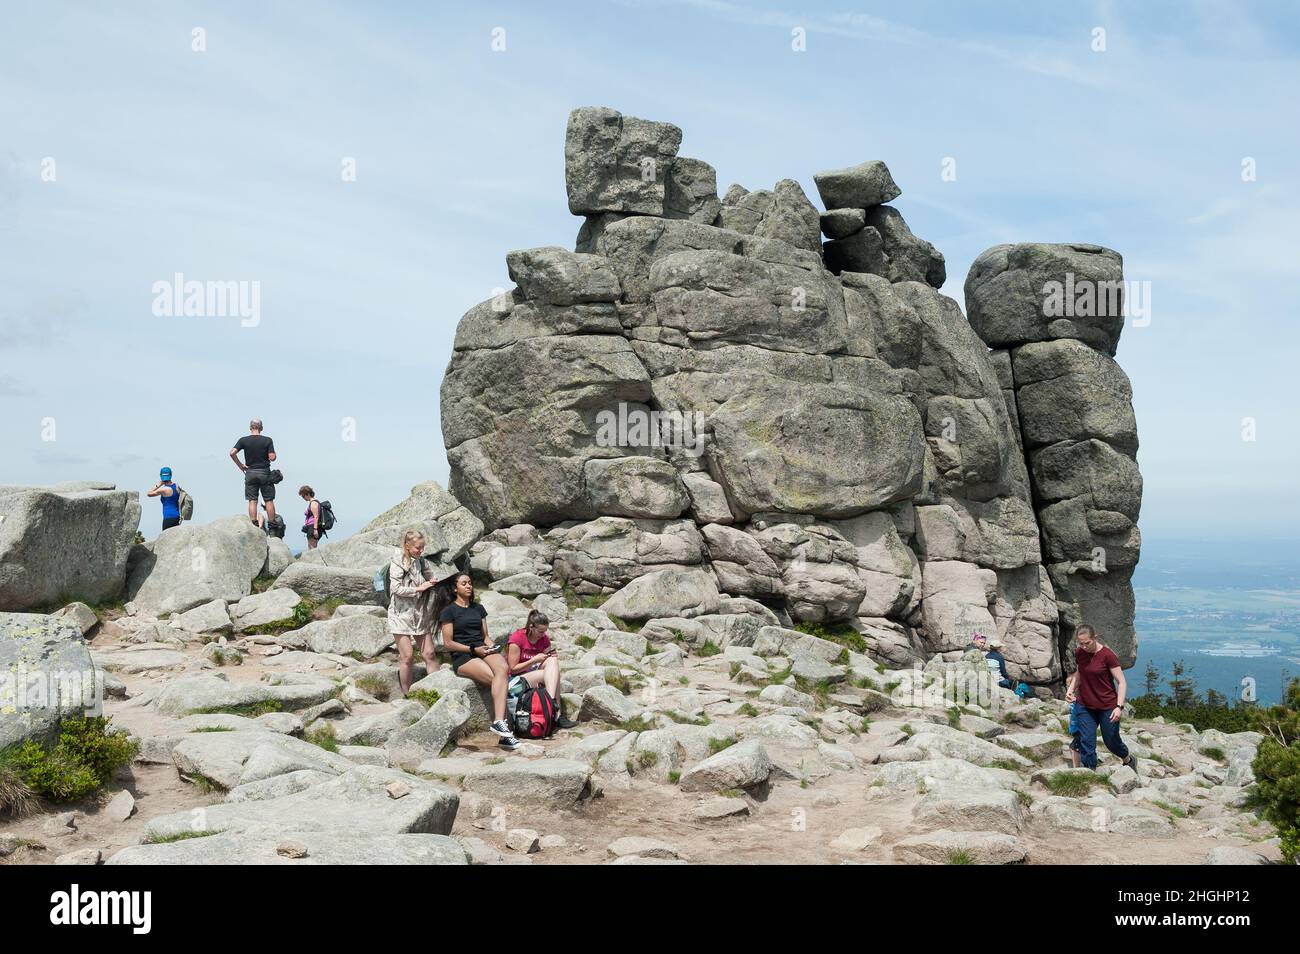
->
[266,514,286,539]
[318,500,336,532]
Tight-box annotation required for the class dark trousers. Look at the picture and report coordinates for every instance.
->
[162,516,181,530]
[1074,705,1130,769]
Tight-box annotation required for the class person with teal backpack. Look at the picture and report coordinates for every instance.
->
[147,466,190,531]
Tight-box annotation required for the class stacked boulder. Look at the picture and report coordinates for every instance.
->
[965,244,1141,665]
[441,107,1143,686]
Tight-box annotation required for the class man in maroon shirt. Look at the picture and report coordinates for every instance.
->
[1065,624,1139,772]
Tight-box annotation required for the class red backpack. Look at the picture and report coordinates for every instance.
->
[512,685,558,739]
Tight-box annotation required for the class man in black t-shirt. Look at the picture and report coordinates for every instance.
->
[230,417,278,526]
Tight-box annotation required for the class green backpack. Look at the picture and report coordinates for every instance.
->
[177,486,194,521]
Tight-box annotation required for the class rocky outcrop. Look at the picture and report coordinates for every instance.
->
[126,516,268,617]
[0,611,100,749]
[441,107,1142,684]
[965,244,1141,666]
[0,482,141,611]
[277,480,481,604]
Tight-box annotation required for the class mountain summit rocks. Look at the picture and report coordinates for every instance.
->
[441,106,1142,682]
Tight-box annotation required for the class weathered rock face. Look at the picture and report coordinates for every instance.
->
[0,483,141,611]
[126,516,268,617]
[964,243,1141,666]
[441,107,1143,683]
[0,612,100,749]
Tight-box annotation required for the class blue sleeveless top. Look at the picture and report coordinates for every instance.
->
[161,482,180,518]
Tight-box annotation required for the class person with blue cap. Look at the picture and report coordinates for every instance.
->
[147,467,182,531]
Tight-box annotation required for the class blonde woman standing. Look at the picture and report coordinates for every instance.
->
[389,529,438,695]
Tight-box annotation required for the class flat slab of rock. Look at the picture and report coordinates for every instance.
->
[692,796,750,820]
[913,786,1025,834]
[231,589,302,631]
[109,830,466,865]
[153,673,339,716]
[460,759,594,807]
[280,614,392,659]
[142,766,458,841]
[607,836,681,860]
[893,829,1028,865]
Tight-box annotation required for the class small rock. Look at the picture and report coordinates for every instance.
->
[106,789,136,822]
[813,792,841,807]
[607,836,681,860]
[506,829,541,854]
[276,840,309,859]
[43,812,78,837]
[386,780,412,800]
[830,826,883,852]
[55,848,102,865]
[693,796,751,820]
[539,834,567,849]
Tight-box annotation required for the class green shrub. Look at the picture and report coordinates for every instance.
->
[1249,739,1300,863]
[3,717,138,804]
[353,674,392,700]
[408,688,441,709]
[737,702,760,717]
[304,723,339,753]
[575,635,596,649]
[946,850,974,865]
[708,736,736,755]
[793,620,866,654]
[1200,746,1225,761]
[1045,771,1102,798]
[697,640,722,658]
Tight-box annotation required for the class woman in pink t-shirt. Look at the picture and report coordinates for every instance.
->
[506,611,577,729]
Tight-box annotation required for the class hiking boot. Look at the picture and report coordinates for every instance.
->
[489,719,514,739]
[556,715,578,730]
[1123,755,1140,774]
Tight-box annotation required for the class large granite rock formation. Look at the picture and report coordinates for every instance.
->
[0,482,141,611]
[965,244,1141,666]
[441,107,1143,684]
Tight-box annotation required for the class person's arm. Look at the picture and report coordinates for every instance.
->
[441,619,471,654]
[389,563,422,598]
[1064,670,1078,702]
[267,439,277,463]
[310,500,321,537]
[506,641,527,674]
[480,615,493,650]
[230,445,247,472]
[147,483,162,497]
[1109,665,1126,721]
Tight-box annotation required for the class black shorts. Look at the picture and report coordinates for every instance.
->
[450,645,493,673]
[244,468,275,502]
[162,516,181,530]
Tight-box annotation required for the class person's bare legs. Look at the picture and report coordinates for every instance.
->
[522,659,560,696]
[247,498,257,524]
[265,498,277,523]
[396,635,416,694]
[457,655,509,721]
[416,635,438,679]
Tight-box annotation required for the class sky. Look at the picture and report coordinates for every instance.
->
[2,0,1299,553]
